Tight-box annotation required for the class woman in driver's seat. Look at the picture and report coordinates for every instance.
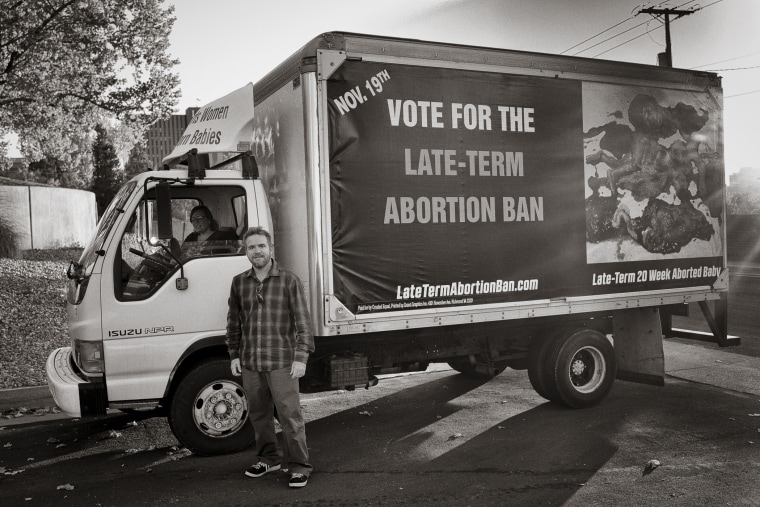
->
[184,205,238,243]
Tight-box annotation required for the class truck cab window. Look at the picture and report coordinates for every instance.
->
[116,187,245,301]
[117,208,181,301]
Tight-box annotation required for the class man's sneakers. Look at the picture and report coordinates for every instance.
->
[246,463,309,487]
[245,462,281,477]
[289,472,308,488]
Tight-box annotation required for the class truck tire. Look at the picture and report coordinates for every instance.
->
[168,358,255,456]
[447,358,509,379]
[527,333,562,402]
[546,328,616,408]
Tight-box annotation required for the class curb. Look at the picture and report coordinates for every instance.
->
[664,340,760,396]
[0,385,54,412]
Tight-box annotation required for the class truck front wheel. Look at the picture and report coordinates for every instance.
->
[168,358,255,456]
[545,328,616,408]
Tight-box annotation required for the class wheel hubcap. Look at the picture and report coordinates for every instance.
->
[193,381,248,437]
[568,346,605,393]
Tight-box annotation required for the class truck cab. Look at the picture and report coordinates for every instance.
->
[47,159,271,455]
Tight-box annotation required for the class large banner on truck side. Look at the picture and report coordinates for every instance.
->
[327,60,724,315]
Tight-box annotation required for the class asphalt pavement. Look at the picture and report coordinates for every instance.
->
[2,339,759,416]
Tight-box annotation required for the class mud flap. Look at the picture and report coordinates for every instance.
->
[612,307,665,386]
[80,379,109,416]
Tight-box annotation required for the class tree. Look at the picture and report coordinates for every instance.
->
[91,124,122,216]
[727,187,760,215]
[0,0,180,164]
[25,130,95,188]
[0,136,11,174]
[124,141,151,180]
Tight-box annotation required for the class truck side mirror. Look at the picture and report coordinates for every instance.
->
[155,182,173,240]
[241,151,259,179]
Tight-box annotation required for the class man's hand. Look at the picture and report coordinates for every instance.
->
[231,358,241,376]
[290,361,306,379]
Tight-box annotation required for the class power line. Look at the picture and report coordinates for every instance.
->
[564,0,733,63]
[705,65,760,71]
[570,21,649,57]
[592,0,727,60]
[691,52,760,70]
[560,17,635,55]
[573,22,646,58]
[590,29,657,59]
[563,0,698,57]
[725,89,760,99]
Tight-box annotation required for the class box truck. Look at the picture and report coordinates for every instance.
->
[47,32,732,455]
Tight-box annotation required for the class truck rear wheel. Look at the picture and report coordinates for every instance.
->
[527,333,562,402]
[168,358,255,456]
[545,328,616,408]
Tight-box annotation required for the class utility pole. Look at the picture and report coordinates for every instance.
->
[639,7,698,67]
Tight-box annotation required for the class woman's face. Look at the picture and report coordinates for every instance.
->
[190,211,211,234]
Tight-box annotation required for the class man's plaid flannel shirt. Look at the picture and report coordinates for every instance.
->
[226,260,314,371]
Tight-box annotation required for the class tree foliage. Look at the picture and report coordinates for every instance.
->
[0,0,180,162]
[727,185,760,215]
[91,124,122,215]
[0,137,11,173]
[25,131,95,188]
[124,140,150,180]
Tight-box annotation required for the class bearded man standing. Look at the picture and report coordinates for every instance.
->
[226,226,314,488]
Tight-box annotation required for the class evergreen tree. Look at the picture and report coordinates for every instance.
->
[124,142,152,181]
[91,125,122,216]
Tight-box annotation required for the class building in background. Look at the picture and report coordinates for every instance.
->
[145,108,199,169]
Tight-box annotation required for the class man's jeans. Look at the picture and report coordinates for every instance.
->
[242,366,312,476]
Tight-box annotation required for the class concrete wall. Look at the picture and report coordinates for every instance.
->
[0,186,97,249]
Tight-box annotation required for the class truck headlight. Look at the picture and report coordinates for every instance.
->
[74,340,104,374]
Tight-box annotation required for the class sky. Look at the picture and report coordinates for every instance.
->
[153,0,759,176]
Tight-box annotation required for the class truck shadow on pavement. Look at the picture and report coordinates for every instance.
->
[293,370,622,506]
[295,369,760,506]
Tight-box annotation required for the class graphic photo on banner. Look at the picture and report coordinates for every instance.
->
[582,82,724,264]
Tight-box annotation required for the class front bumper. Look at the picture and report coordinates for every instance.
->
[46,347,107,417]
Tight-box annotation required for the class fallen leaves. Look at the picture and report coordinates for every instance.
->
[0,253,76,391]
[2,406,62,419]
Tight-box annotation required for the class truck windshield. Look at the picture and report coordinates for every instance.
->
[78,181,137,275]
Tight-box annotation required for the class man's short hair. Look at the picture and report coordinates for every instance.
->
[243,226,272,246]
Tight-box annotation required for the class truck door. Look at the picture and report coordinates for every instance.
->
[100,182,253,403]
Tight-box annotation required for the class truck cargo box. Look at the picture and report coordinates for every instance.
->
[252,33,726,337]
